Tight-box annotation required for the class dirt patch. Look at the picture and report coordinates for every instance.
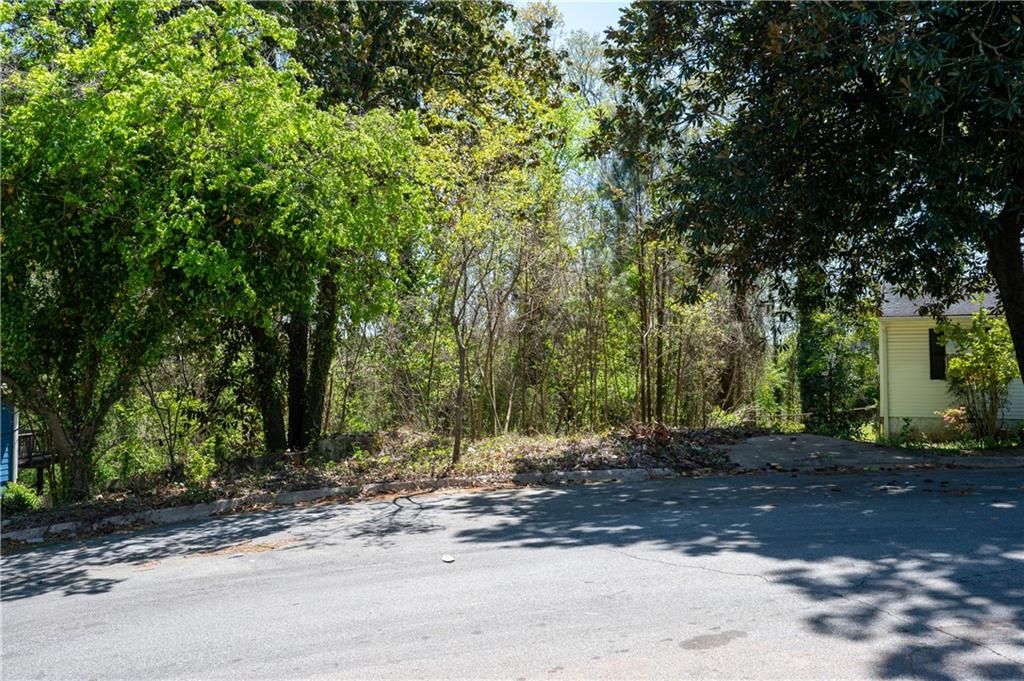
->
[191,537,297,558]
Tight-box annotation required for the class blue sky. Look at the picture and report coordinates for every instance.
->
[514,1,630,39]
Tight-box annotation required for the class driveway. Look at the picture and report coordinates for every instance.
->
[2,469,1023,680]
[725,433,1024,472]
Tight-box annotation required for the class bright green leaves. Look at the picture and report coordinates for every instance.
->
[0,1,431,494]
[318,107,431,324]
[940,307,1019,438]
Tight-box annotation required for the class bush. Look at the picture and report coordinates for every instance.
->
[937,406,969,440]
[186,443,218,487]
[2,482,42,515]
[939,307,1018,438]
[707,406,743,428]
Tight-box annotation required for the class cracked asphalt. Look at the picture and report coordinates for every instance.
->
[2,469,1023,680]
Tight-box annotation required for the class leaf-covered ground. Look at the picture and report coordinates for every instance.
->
[2,427,765,531]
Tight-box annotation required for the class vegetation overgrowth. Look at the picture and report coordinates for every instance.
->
[2,426,758,525]
[2,1,1021,508]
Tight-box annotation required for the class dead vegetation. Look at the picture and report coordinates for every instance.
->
[3,427,762,531]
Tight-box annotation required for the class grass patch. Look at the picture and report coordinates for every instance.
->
[851,421,1022,455]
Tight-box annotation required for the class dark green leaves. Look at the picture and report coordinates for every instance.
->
[603,1,1024,311]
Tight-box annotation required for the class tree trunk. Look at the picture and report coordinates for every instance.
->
[251,324,288,453]
[40,409,88,501]
[286,312,309,450]
[654,246,666,424]
[452,337,467,465]
[673,336,684,426]
[423,314,442,429]
[450,251,469,465]
[485,329,499,436]
[301,269,341,448]
[637,237,651,423]
[4,371,118,502]
[67,448,92,500]
[323,366,335,434]
[986,218,1024,382]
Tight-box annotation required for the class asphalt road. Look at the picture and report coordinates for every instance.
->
[2,469,1023,680]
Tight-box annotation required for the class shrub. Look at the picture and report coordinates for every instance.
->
[755,343,801,428]
[937,406,969,440]
[707,407,743,428]
[2,482,42,515]
[186,444,218,487]
[939,307,1018,439]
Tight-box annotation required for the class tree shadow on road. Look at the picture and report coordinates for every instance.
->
[0,489,451,604]
[3,470,1022,680]
[0,503,350,602]
[436,472,1024,680]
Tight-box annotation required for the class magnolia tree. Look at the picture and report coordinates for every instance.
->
[603,3,1024,377]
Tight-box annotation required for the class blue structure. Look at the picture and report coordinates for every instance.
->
[1,401,17,487]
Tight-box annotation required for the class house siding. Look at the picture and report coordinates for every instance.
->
[880,317,1024,436]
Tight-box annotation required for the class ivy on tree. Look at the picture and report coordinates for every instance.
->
[0,0,428,498]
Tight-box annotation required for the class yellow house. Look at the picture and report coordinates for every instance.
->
[878,294,1024,438]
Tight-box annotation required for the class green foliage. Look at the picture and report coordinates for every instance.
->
[940,308,1019,438]
[186,444,218,487]
[899,418,916,445]
[1,0,430,497]
[269,0,514,110]
[2,482,42,516]
[1,2,845,507]
[602,2,1024,372]
[755,342,800,429]
[706,407,742,429]
[672,292,731,427]
[2,1,326,496]
[796,310,877,437]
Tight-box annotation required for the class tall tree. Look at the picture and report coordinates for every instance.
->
[604,2,1024,375]
[0,0,426,497]
[425,60,567,458]
[253,0,515,451]
[270,0,514,113]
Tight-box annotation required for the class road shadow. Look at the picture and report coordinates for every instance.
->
[3,469,1022,680]
[0,502,352,602]
[434,471,1024,680]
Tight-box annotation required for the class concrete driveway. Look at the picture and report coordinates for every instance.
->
[3,468,1023,680]
[725,433,1024,472]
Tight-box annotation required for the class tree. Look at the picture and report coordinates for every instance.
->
[562,30,609,108]
[0,1,425,498]
[249,0,515,452]
[603,3,1024,376]
[245,105,430,454]
[268,0,515,113]
[424,52,567,461]
[795,310,877,437]
[940,308,1019,439]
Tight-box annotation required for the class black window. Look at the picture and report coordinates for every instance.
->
[929,329,946,380]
